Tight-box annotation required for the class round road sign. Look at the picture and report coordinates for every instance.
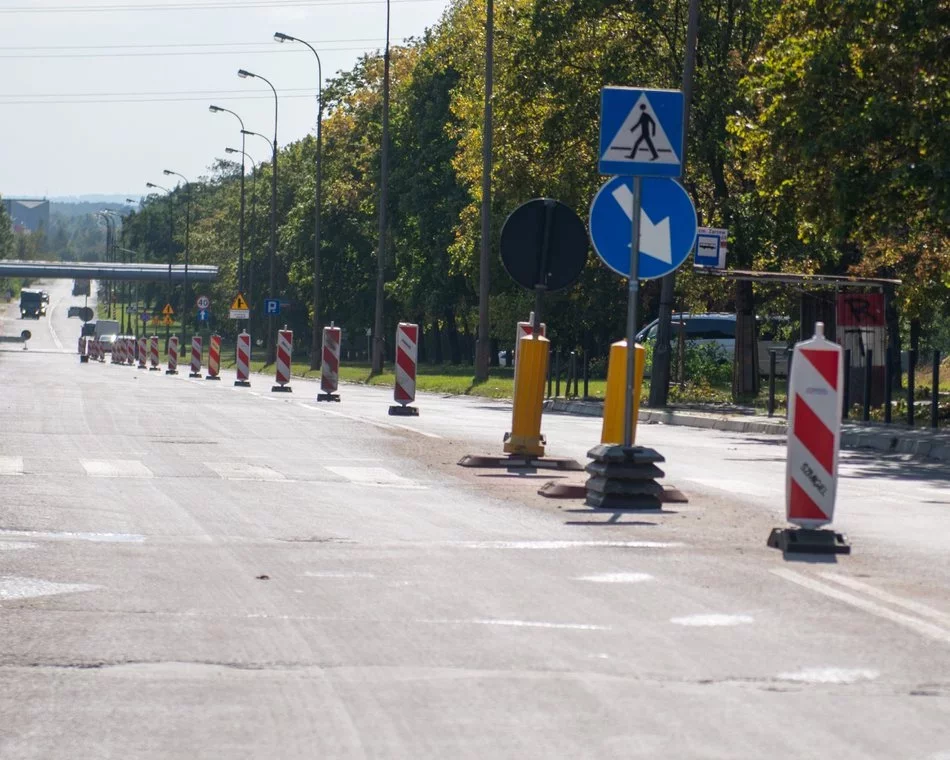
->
[196,294,211,310]
[499,198,588,292]
[20,330,31,341]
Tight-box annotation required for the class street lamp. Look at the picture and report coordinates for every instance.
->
[238,68,279,364]
[146,181,174,346]
[210,104,247,296]
[163,169,192,344]
[225,147,259,301]
[96,211,115,319]
[275,31,324,370]
[372,0,391,374]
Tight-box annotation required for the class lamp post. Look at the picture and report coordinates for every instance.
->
[163,170,192,344]
[475,0,494,381]
[124,200,139,335]
[238,68,279,364]
[225,147,258,297]
[210,105,247,295]
[242,128,275,340]
[275,31,324,370]
[96,211,114,318]
[146,181,174,346]
[372,0,391,374]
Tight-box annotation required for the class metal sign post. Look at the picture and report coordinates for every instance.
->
[624,177,642,447]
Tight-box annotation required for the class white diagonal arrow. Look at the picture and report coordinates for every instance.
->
[611,185,672,264]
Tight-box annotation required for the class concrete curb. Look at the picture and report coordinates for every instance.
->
[544,398,950,462]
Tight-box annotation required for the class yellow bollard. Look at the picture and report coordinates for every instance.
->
[504,334,550,457]
[601,340,646,445]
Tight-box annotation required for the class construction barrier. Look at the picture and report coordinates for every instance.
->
[78,336,89,363]
[127,338,136,366]
[273,327,293,392]
[206,334,221,380]
[600,340,646,445]
[149,335,160,370]
[390,322,419,415]
[769,322,850,554]
[503,333,549,456]
[88,339,98,362]
[235,330,251,387]
[317,324,341,401]
[138,336,147,369]
[166,335,179,375]
[189,336,203,378]
[112,338,123,365]
[96,339,105,363]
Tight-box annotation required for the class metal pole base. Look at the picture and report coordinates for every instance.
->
[316,392,340,402]
[234,380,251,387]
[767,528,851,555]
[389,405,419,416]
[271,385,293,393]
[205,375,221,381]
[189,372,202,378]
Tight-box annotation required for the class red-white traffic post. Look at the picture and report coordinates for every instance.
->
[235,330,251,387]
[127,338,136,366]
[272,327,293,392]
[112,338,123,365]
[149,335,160,371]
[96,339,105,363]
[138,336,147,369]
[206,334,221,380]
[166,335,179,375]
[768,322,850,554]
[78,336,89,363]
[390,322,419,416]
[317,324,341,402]
[189,336,203,378]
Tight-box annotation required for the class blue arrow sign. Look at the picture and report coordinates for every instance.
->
[599,87,684,178]
[589,176,697,280]
[197,309,210,321]
[264,298,280,315]
[140,312,150,322]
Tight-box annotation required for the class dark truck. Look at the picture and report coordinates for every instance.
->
[19,289,45,319]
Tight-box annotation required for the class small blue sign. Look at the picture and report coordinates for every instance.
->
[264,299,280,315]
[694,228,727,269]
[599,87,684,178]
[140,312,150,322]
[197,309,210,322]
[589,176,697,280]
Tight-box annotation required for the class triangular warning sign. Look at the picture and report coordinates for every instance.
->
[601,93,680,167]
[162,304,174,316]
[231,293,249,310]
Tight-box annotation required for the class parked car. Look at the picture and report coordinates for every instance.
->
[635,312,791,376]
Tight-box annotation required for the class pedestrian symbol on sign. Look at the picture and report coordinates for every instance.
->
[604,93,679,166]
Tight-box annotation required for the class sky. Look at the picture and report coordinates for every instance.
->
[0,0,453,199]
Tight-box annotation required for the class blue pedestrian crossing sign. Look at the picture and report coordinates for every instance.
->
[599,87,684,177]
[589,176,697,280]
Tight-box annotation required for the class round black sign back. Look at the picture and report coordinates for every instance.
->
[499,198,588,292]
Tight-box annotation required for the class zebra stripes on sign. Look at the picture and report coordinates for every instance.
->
[166,335,179,375]
[189,336,203,377]
[206,334,221,379]
[786,322,844,528]
[273,328,293,391]
[235,330,251,386]
[394,322,418,405]
[320,325,341,398]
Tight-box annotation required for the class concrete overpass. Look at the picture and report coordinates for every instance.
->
[0,261,218,282]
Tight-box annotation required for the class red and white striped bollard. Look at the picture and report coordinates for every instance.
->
[272,327,293,392]
[189,336,202,378]
[149,335,160,370]
[138,336,147,369]
[206,334,221,380]
[317,324,341,402]
[165,335,179,375]
[235,330,251,387]
[390,322,419,416]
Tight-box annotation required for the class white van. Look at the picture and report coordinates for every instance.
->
[94,319,121,353]
[635,313,791,376]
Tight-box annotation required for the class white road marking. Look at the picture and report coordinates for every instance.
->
[772,568,950,645]
[775,667,879,684]
[204,462,286,481]
[325,466,416,486]
[0,542,38,551]
[421,618,610,631]
[300,403,443,439]
[820,573,950,626]
[0,529,145,543]
[670,614,754,627]
[303,571,377,579]
[576,572,654,584]
[457,540,682,550]
[81,459,153,478]
[0,456,24,476]
[46,302,64,350]
[0,576,99,601]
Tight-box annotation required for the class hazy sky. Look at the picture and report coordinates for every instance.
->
[1,0,452,198]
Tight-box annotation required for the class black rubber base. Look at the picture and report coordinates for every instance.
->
[205,375,221,381]
[189,372,202,378]
[79,356,89,363]
[767,528,852,555]
[457,454,583,471]
[165,370,178,375]
[149,367,161,371]
[234,380,251,387]
[389,405,419,416]
[271,385,293,393]
[316,393,340,402]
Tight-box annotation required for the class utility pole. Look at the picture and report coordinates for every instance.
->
[371,0,391,374]
[475,0,494,381]
[649,0,700,408]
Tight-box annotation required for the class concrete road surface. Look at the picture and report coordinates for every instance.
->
[1,280,949,759]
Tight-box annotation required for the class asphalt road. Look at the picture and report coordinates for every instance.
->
[1,280,949,759]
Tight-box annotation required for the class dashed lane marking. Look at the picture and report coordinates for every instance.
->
[775,667,879,684]
[0,456,24,476]
[772,568,950,645]
[670,614,754,627]
[576,572,654,584]
[0,530,145,543]
[820,572,950,627]
[420,618,611,631]
[203,462,286,481]
[47,301,64,350]
[456,540,682,550]
[0,576,99,601]
[325,466,419,488]
[80,459,154,478]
